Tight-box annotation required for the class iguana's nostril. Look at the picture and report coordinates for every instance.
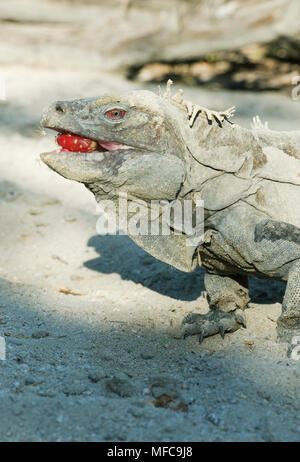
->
[55,102,66,113]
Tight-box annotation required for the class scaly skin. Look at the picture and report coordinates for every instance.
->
[40,84,300,346]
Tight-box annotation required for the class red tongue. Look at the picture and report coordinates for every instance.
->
[56,134,98,153]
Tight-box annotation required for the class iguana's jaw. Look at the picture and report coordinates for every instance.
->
[43,126,140,155]
[40,125,148,184]
[40,127,185,201]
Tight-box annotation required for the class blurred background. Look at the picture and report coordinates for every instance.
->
[0,0,300,442]
[1,0,300,88]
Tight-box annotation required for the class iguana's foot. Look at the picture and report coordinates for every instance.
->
[182,309,246,343]
[184,272,249,342]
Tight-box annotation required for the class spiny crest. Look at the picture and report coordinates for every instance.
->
[251,115,270,130]
[158,79,235,128]
[158,79,184,104]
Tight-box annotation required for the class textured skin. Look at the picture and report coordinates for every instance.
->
[40,85,300,345]
[277,261,300,342]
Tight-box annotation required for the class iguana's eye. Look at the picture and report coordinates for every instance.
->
[106,109,126,120]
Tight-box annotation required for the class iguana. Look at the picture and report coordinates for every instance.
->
[40,81,300,345]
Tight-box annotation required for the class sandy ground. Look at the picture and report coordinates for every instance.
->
[0,65,300,441]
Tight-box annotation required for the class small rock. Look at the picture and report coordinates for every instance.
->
[14,355,24,364]
[70,274,84,281]
[105,374,135,398]
[100,352,114,361]
[141,351,155,360]
[88,371,105,383]
[38,390,56,398]
[129,407,143,418]
[28,209,42,216]
[149,375,187,412]
[172,331,183,339]
[24,375,36,386]
[63,381,87,396]
[32,331,49,339]
[206,412,221,426]
[150,375,179,400]
[12,381,23,393]
[11,405,23,416]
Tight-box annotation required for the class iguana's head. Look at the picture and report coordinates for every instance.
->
[40,90,188,202]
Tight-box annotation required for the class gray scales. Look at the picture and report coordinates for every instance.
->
[40,81,300,346]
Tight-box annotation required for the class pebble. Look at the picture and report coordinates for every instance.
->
[88,371,105,383]
[149,375,187,412]
[141,351,155,360]
[31,331,49,339]
[100,352,114,361]
[24,375,37,386]
[129,407,144,418]
[63,381,87,396]
[105,374,135,398]
[206,412,221,426]
[38,390,56,398]
[150,375,179,400]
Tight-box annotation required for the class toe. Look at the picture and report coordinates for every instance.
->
[182,312,203,325]
[234,309,247,328]
[218,324,226,339]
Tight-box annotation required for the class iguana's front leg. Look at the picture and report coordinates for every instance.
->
[183,272,249,342]
[277,260,300,344]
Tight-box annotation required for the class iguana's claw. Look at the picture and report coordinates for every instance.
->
[182,309,245,342]
[219,324,225,339]
[182,312,200,325]
[234,309,247,328]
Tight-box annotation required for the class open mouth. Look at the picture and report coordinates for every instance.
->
[48,130,135,154]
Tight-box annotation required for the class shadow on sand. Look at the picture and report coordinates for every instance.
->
[84,234,286,304]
